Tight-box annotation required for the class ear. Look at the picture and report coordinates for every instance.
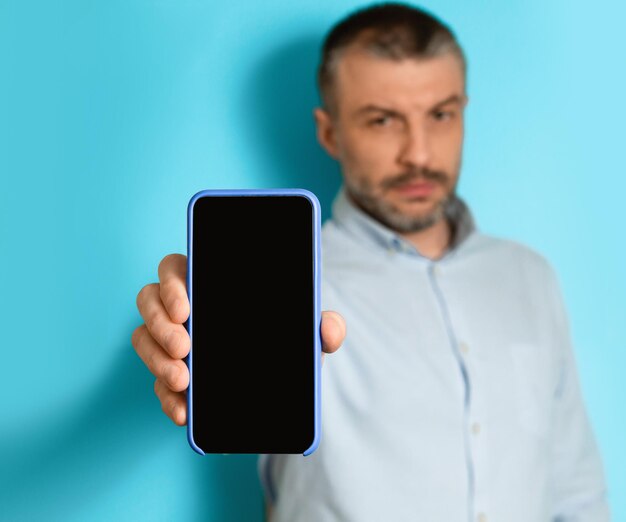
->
[313,107,339,159]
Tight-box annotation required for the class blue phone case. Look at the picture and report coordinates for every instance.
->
[185,188,322,456]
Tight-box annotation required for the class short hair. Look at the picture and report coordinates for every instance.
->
[317,2,466,114]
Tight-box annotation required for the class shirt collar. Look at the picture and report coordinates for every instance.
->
[330,184,478,260]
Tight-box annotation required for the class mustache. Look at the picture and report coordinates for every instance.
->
[383,168,448,190]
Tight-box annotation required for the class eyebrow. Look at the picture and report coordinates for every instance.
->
[354,106,403,118]
[431,94,465,109]
[354,94,465,117]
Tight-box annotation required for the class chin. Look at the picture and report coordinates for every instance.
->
[394,193,449,219]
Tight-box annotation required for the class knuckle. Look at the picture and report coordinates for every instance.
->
[146,345,160,375]
[158,254,179,276]
[166,398,179,418]
[164,330,178,354]
[135,288,145,311]
[169,364,185,390]
[145,310,166,339]
[168,330,189,358]
[158,360,171,382]
[159,279,175,303]
[130,325,141,348]
[136,283,156,311]
[161,279,183,307]
[149,350,165,379]
[154,379,168,402]
[162,288,189,324]
[160,253,175,266]
[158,255,170,273]
[131,325,146,351]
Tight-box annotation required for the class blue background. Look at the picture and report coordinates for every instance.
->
[1,0,624,520]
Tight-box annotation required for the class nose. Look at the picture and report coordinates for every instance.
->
[398,122,431,169]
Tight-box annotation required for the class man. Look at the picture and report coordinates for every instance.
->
[132,3,609,521]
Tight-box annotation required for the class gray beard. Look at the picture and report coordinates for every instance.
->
[345,181,456,234]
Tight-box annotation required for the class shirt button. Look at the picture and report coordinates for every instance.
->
[431,264,440,276]
[459,341,469,354]
[477,513,488,522]
[471,422,481,435]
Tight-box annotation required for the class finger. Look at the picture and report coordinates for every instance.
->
[320,310,346,354]
[136,283,190,359]
[157,254,189,324]
[154,378,187,426]
[131,325,190,392]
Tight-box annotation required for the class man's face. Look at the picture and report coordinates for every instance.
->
[315,48,467,233]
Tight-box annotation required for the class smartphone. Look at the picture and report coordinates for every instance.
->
[186,188,321,456]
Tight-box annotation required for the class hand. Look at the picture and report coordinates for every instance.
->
[132,253,346,426]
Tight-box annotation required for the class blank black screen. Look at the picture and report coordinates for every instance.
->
[190,195,315,453]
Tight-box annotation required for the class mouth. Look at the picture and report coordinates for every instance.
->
[391,181,436,198]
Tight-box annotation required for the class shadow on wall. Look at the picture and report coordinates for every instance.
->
[0,328,166,520]
[0,323,264,522]
[0,35,340,522]
[241,33,343,222]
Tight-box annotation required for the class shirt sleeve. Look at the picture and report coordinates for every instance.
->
[545,265,611,521]
[257,453,277,509]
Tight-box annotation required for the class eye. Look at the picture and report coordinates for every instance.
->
[368,115,394,127]
[367,114,396,127]
[433,110,455,122]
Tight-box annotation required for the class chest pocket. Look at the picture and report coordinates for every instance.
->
[508,341,556,440]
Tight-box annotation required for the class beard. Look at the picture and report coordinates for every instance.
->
[344,167,458,234]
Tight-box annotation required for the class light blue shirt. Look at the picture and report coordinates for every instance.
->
[258,185,609,521]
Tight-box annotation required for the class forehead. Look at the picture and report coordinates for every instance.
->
[333,48,465,113]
